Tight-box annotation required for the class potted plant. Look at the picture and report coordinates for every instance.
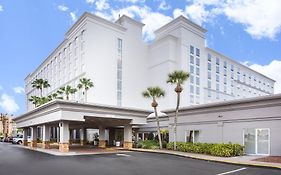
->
[93,133,99,146]
[115,132,123,147]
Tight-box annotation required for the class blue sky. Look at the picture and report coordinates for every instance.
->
[0,0,281,116]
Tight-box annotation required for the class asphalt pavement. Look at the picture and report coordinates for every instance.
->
[0,142,280,175]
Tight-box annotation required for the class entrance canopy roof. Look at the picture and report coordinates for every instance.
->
[14,100,150,128]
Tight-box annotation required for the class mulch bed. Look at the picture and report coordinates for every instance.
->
[254,156,281,163]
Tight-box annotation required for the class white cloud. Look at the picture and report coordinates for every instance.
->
[158,0,171,11]
[58,5,69,12]
[13,87,25,94]
[119,0,144,3]
[0,5,3,12]
[95,0,110,11]
[179,0,281,39]
[70,11,77,22]
[0,94,19,114]
[248,60,281,94]
[223,0,281,39]
[173,8,187,18]
[110,5,172,41]
[86,0,95,5]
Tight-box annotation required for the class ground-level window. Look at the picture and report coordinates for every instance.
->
[244,128,270,155]
[186,130,200,143]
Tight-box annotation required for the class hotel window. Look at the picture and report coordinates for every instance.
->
[216,57,220,65]
[190,75,194,84]
[224,77,227,84]
[216,75,219,82]
[208,72,211,79]
[196,77,200,85]
[231,72,234,79]
[231,64,234,71]
[117,38,123,106]
[208,62,211,70]
[231,80,234,87]
[190,85,194,93]
[196,48,200,57]
[208,90,211,97]
[190,45,194,54]
[190,65,194,74]
[216,66,219,74]
[208,54,211,62]
[216,83,220,91]
[196,67,200,76]
[237,74,240,81]
[224,86,227,93]
[190,56,194,64]
[196,58,200,66]
[208,80,211,89]
[186,130,200,143]
[224,69,227,76]
[196,86,200,95]
[223,61,227,68]
[190,95,194,103]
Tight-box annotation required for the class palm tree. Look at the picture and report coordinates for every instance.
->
[31,79,50,97]
[29,96,41,107]
[60,85,77,100]
[167,70,189,150]
[77,78,94,102]
[142,87,165,149]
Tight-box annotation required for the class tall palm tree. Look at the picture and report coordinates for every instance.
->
[31,79,50,97]
[142,87,165,149]
[77,78,94,102]
[167,70,189,150]
[60,85,77,100]
[29,96,41,107]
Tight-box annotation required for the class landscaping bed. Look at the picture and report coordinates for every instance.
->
[254,156,281,163]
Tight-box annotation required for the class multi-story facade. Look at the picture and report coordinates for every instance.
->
[16,12,280,155]
[0,114,16,137]
[25,13,274,112]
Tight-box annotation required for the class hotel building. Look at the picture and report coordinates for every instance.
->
[15,12,281,155]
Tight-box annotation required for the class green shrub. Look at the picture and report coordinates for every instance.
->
[136,140,159,149]
[167,142,243,157]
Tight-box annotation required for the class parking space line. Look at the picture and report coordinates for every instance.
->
[216,167,247,175]
[116,153,131,157]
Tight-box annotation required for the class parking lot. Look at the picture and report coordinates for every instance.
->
[0,142,280,175]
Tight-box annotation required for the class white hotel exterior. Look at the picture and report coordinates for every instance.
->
[15,12,281,155]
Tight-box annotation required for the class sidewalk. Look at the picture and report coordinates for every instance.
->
[131,148,281,169]
[18,145,131,156]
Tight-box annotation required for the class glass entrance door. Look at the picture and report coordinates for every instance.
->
[244,128,270,155]
[257,129,270,155]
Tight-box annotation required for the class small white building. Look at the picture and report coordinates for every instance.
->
[15,12,280,155]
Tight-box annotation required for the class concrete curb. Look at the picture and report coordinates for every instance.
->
[15,145,132,156]
[131,148,281,170]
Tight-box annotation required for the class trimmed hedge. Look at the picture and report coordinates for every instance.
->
[167,142,244,157]
[136,140,160,149]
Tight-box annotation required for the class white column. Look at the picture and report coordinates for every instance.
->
[123,123,132,149]
[56,127,60,142]
[99,126,106,148]
[59,121,69,152]
[42,125,50,149]
[30,126,37,147]
[22,128,28,146]
[79,128,87,146]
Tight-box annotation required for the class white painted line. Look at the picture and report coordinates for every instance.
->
[116,153,131,157]
[216,167,247,175]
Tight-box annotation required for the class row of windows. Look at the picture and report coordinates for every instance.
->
[117,38,123,106]
[207,53,273,93]
[27,30,86,98]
